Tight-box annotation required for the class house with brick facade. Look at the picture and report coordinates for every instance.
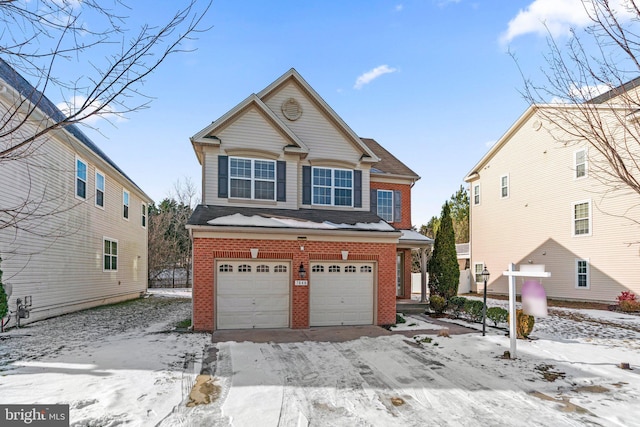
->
[187,69,431,331]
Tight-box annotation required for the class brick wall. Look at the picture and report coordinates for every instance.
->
[370,182,412,229]
[192,237,397,331]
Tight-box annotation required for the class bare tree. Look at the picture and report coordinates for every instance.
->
[147,178,198,287]
[518,0,640,200]
[0,0,211,235]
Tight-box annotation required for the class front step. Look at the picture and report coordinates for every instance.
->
[396,300,429,315]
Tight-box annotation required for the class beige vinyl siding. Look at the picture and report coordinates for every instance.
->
[264,82,363,164]
[469,111,638,302]
[0,101,148,325]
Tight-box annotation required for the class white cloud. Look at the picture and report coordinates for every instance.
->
[353,65,398,90]
[395,4,404,12]
[57,95,125,125]
[485,140,497,148]
[501,0,636,44]
[550,83,611,103]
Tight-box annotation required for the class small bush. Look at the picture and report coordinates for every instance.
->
[429,295,447,314]
[617,291,637,303]
[508,309,535,339]
[463,300,484,322]
[620,300,640,312]
[396,313,407,324]
[486,307,508,326]
[448,296,467,318]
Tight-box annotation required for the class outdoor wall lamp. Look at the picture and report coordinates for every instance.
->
[298,263,307,279]
[481,267,490,337]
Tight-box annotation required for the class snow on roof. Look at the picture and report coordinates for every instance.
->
[207,213,396,231]
[399,229,433,243]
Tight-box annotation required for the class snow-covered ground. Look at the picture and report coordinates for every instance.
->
[1,293,639,426]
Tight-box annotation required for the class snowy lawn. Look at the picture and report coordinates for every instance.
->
[1,293,639,426]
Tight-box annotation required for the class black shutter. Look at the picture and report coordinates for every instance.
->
[277,161,286,202]
[394,190,402,222]
[370,189,378,214]
[218,156,228,198]
[302,166,311,205]
[353,170,362,208]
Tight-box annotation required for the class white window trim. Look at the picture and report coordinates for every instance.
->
[574,148,588,180]
[95,170,105,209]
[473,184,481,206]
[141,202,147,229]
[377,189,394,222]
[474,262,485,283]
[75,156,88,201]
[229,156,276,201]
[311,166,354,207]
[500,174,509,199]
[575,258,590,289]
[123,189,130,220]
[103,237,118,272]
[572,199,592,237]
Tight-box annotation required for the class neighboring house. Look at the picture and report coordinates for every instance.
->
[0,59,151,326]
[464,83,640,303]
[187,69,431,331]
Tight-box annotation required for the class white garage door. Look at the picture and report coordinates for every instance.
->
[310,262,375,326]
[216,261,290,329]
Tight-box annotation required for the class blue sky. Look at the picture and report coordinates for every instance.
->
[53,0,600,227]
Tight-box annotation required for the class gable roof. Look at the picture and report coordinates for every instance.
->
[361,137,420,180]
[191,68,382,164]
[257,69,380,163]
[0,59,151,201]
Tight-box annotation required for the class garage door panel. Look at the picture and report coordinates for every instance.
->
[310,262,374,327]
[217,261,290,330]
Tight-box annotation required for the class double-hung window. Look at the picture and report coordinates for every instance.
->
[104,238,118,271]
[576,259,590,289]
[229,157,275,200]
[575,149,587,179]
[474,263,485,283]
[141,203,147,228]
[500,175,509,198]
[123,190,130,220]
[76,157,87,199]
[473,184,480,205]
[573,200,591,236]
[312,167,353,206]
[377,190,393,221]
[95,171,105,208]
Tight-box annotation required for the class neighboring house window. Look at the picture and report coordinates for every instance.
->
[474,263,485,283]
[576,259,590,289]
[345,265,356,273]
[103,238,118,271]
[360,265,372,273]
[229,157,276,200]
[473,184,480,205]
[312,265,324,273]
[257,265,269,273]
[76,157,87,199]
[377,190,393,222]
[500,175,509,198]
[573,200,591,236]
[575,149,587,178]
[312,167,353,206]
[123,190,130,219]
[274,265,287,273]
[219,264,233,272]
[95,171,105,208]
[141,203,147,228]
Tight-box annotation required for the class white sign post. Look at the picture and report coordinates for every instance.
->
[502,263,550,359]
